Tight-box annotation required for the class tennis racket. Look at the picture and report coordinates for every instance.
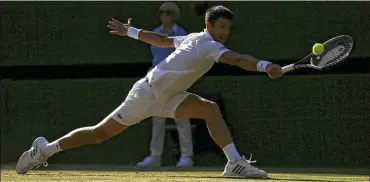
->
[282,35,354,73]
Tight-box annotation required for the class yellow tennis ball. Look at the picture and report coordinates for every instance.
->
[312,43,325,55]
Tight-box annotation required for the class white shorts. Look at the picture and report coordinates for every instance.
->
[109,78,190,126]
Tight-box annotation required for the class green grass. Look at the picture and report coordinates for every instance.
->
[1,165,369,182]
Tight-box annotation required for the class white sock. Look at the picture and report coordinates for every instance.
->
[41,140,62,158]
[222,143,241,162]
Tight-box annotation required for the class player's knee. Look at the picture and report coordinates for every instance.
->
[210,102,223,118]
[201,101,222,121]
[90,117,127,144]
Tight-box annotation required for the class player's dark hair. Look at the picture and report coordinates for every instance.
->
[205,5,233,24]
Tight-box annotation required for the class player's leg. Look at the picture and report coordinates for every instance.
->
[16,78,154,174]
[174,93,267,178]
[137,116,166,167]
[174,118,194,167]
[16,117,128,175]
[175,94,237,160]
[50,117,127,152]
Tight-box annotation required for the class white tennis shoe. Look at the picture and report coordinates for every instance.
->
[16,137,49,174]
[222,154,268,178]
[176,156,194,167]
[137,156,162,167]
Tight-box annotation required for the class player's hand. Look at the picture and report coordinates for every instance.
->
[107,18,132,36]
[266,64,284,79]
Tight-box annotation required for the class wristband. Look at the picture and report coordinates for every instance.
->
[257,60,272,72]
[127,27,141,40]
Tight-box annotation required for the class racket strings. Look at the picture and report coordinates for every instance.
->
[320,43,351,66]
[313,41,353,68]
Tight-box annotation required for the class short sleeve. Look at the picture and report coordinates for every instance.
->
[204,41,230,62]
[173,36,187,49]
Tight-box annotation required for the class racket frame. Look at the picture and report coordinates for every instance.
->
[282,35,353,73]
[282,53,321,73]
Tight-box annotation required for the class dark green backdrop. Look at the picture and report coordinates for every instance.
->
[2,2,370,66]
[1,75,370,166]
[1,2,370,166]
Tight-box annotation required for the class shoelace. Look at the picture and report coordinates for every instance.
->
[30,162,48,170]
[29,147,48,170]
[245,153,257,164]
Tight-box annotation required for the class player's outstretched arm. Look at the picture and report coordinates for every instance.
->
[107,18,176,48]
[219,51,284,79]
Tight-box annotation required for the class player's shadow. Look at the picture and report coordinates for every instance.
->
[166,176,348,182]
[4,164,369,177]
[37,165,370,176]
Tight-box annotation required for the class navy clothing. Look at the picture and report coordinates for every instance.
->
[150,24,187,66]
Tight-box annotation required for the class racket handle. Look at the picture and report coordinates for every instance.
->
[282,64,295,73]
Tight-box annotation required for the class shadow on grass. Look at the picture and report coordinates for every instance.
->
[8,171,356,182]
[165,176,352,182]
[2,164,369,176]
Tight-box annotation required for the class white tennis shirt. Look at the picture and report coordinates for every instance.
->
[146,29,230,99]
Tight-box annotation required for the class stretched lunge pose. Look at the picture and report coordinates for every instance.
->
[16,5,283,178]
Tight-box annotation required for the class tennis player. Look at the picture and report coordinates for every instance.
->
[16,5,283,178]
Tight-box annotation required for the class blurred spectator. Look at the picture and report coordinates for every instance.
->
[137,2,194,168]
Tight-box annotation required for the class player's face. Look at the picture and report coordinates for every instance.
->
[207,18,232,43]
